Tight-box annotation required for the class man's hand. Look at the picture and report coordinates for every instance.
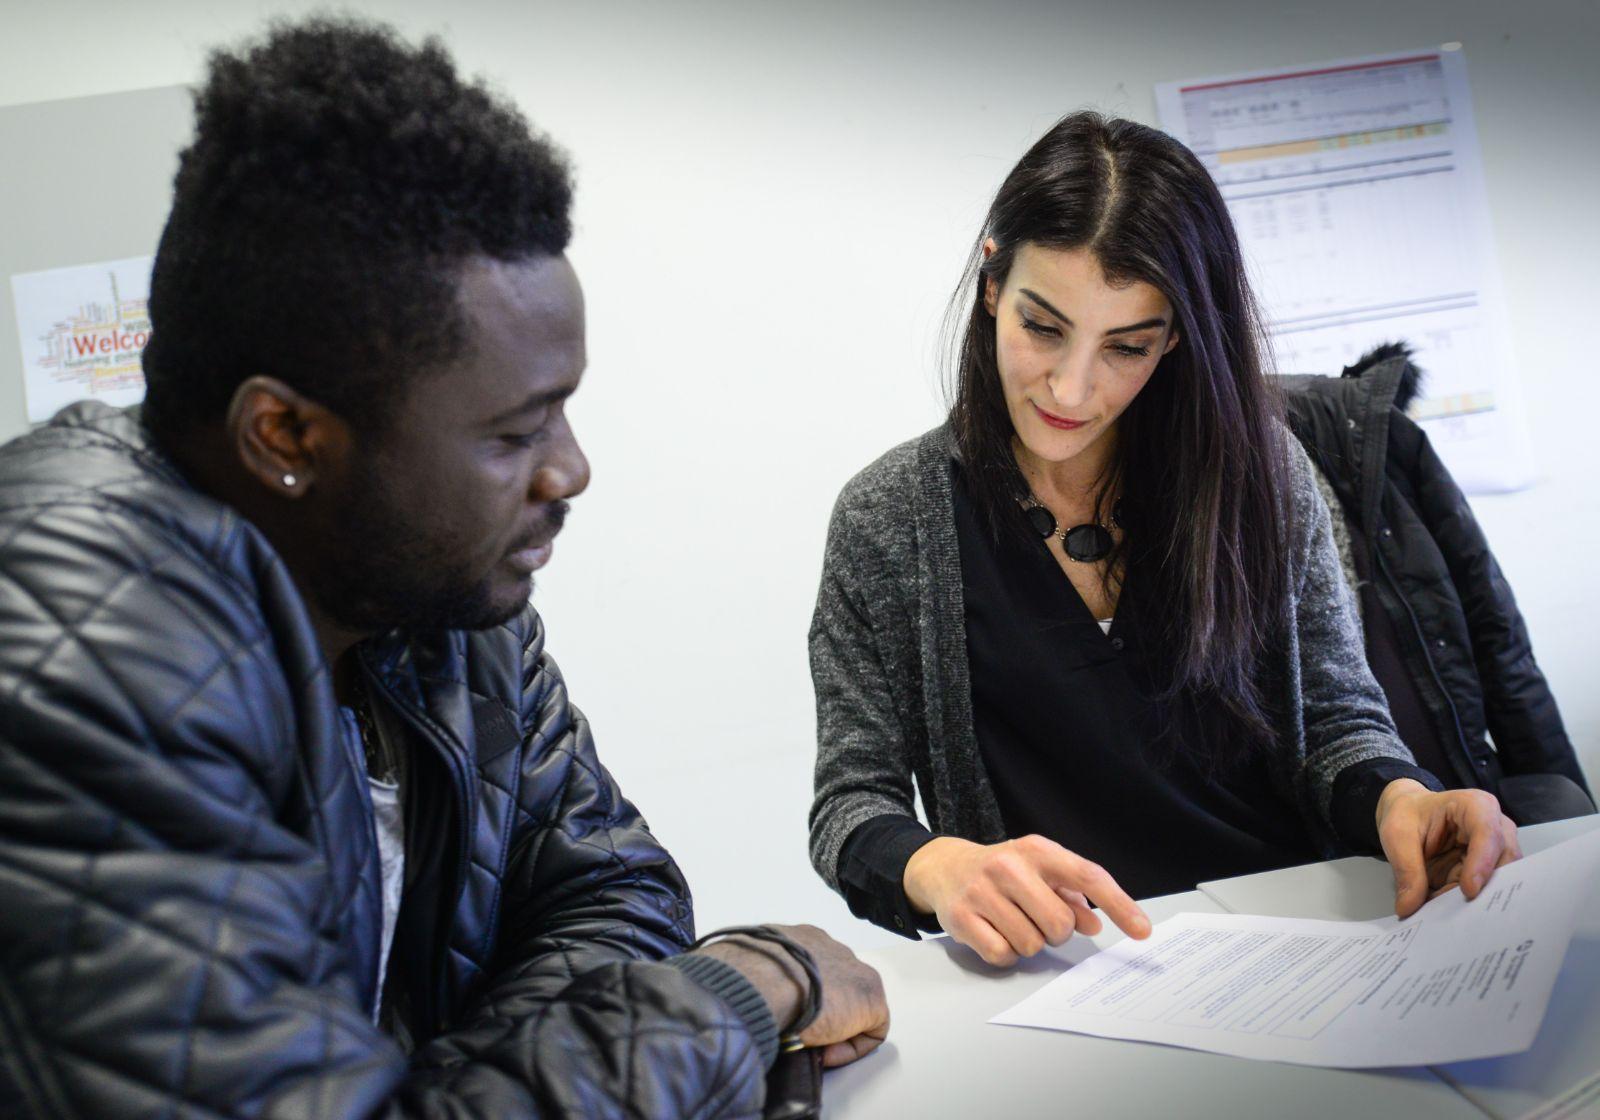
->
[694,924,888,1068]
[902,834,1151,967]
[1376,779,1522,918]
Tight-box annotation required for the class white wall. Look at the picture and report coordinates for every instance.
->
[1,0,1595,946]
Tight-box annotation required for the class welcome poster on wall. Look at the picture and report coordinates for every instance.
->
[10,254,153,423]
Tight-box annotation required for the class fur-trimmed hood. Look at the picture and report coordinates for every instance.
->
[1342,340,1425,412]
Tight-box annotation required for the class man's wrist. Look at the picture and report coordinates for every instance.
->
[665,949,783,1070]
[694,938,805,1032]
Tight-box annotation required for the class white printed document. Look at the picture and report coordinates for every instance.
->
[992,829,1600,1067]
[1155,49,1534,492]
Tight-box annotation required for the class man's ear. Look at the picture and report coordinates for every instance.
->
[224,376,350,498]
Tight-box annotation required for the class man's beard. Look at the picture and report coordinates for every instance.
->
[306,457,527,634]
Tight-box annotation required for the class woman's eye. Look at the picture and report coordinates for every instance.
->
[1110,343,1151,359]
[1020,317,1060,338]
[502,429,547,449]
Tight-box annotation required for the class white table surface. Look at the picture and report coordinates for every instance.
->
[822,890,1485,1119]
[824,814,1600,1120]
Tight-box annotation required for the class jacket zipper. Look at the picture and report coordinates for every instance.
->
[361,666,476,1034]
[1354,362,1484,790]
[1371,541,1481,788]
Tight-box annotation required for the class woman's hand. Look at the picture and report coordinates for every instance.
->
[1376,779,1522,918]
[903,834,1151,966]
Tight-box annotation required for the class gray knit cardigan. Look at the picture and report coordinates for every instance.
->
[807,424,1419,892]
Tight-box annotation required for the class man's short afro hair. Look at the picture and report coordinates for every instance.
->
[141,16,573,442]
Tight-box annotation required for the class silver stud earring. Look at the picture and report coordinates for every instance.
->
[282,473,297,488]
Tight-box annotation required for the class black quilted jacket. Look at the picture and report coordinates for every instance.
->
[1283,353,1588,799]
[0,404,766,1118]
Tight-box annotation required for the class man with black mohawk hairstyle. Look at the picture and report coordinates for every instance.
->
[0,17,887,1119]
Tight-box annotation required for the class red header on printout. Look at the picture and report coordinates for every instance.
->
[1179,54,1441,94]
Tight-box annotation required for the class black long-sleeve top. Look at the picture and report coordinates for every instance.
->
[836,464,1440,938]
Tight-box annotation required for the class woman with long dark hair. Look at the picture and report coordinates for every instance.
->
[808,112,1519,965]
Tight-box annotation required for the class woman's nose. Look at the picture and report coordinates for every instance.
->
[1045,348,1096,411]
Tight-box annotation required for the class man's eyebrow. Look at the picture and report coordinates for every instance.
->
[1019,288,1168,336]
[480,385,574,427]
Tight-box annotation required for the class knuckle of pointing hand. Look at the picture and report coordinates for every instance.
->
[1080,866,1113,894]
[984,860,1022,888]
[1017,834,1051,858]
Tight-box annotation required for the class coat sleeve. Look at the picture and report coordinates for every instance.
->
[1390,412,1589,793]
[406,611,774,1116]
[807,486,925,897]
[0,502,766,1120]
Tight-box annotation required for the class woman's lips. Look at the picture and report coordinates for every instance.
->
[1032,401,1088,430]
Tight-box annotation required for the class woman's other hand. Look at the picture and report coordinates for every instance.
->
[902,834,1150,966]
[1376,779,1522,919]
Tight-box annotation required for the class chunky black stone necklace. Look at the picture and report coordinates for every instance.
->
[1020,495,1123,563]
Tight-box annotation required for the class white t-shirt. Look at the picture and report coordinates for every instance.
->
[367,774,405,1015]
[338,707,406,1025]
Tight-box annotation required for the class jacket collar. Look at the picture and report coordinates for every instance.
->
[1280,358,1411,536]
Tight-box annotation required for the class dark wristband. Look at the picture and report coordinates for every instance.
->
[689,925,822,1042]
